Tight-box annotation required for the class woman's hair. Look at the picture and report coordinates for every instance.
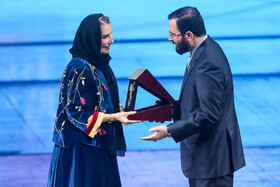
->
[99,16,110,25]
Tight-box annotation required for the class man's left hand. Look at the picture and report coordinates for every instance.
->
[141,125,169,142]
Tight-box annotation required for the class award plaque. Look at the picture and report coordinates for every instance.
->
[125,69,175,123]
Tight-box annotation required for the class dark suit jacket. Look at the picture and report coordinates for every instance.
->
[169,36,245,179]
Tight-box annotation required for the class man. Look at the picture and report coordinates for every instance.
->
[141,7,245,187]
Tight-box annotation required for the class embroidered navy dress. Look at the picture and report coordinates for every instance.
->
[48,14,125,187]
[48,57,121,187]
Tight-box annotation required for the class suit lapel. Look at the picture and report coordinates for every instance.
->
[179,57,195,97]
[179,37,209,99]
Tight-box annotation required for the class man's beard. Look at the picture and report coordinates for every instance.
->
[175,37,190,55]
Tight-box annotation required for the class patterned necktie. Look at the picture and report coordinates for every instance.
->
[187,56,192,70]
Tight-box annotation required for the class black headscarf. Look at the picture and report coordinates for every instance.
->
[70,14,126,156]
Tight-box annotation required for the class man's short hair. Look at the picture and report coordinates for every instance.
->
[168,6,206,37]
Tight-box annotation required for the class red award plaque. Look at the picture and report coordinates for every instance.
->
[125,69,175,123]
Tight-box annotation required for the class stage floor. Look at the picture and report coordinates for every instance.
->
[0,148,279,187]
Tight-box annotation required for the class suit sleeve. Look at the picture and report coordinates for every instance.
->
[172,100,181,122]
[169,59,226,143]
[65,66,105,138]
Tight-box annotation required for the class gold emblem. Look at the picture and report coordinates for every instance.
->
[127,82,136,107]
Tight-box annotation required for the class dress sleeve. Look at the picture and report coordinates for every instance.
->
[65,66,105,138]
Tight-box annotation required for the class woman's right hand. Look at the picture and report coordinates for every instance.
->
[104,111,142,125]
[115,111,142,125]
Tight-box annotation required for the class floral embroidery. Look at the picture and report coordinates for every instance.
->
[58,68,67,105]
[80,98,86,105]
[98,129,107,135]
[54,109,66,147]
[75,106,82,111]
[73,69,87,107]
[65,68,89,126]
[53,66,69,147]
[54,60,109,146]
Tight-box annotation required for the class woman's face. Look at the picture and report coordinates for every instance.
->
[100,23,114,54]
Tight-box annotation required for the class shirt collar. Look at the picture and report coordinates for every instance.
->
[190,35,208,57]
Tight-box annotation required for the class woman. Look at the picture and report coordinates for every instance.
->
[47,14,140,187]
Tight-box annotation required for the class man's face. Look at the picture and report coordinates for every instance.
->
[168,19,190,55]
[100,23,114,54]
